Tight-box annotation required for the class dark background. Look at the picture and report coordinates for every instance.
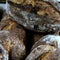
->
[0,0,6,3]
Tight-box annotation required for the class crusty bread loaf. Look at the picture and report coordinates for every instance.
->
[7,0,60,33]
[0,15,26,42]
[0,31,26,60]
[26,35,60,60]
[0,12,27,60]
[26,45,57,60]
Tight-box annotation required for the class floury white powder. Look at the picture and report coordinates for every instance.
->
[41,35,60,48]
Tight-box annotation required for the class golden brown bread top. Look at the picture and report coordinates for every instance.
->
[9,1,60,20]
[38,52,52,60]
[38,48,60,60]
[10,0,36,5]
[10,0,24,4]
[0,19,17,30]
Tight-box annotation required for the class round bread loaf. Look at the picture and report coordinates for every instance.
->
[7,0,60,33]
[0,31,26,60]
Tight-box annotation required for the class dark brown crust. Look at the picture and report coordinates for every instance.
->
[33,34,45,44]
